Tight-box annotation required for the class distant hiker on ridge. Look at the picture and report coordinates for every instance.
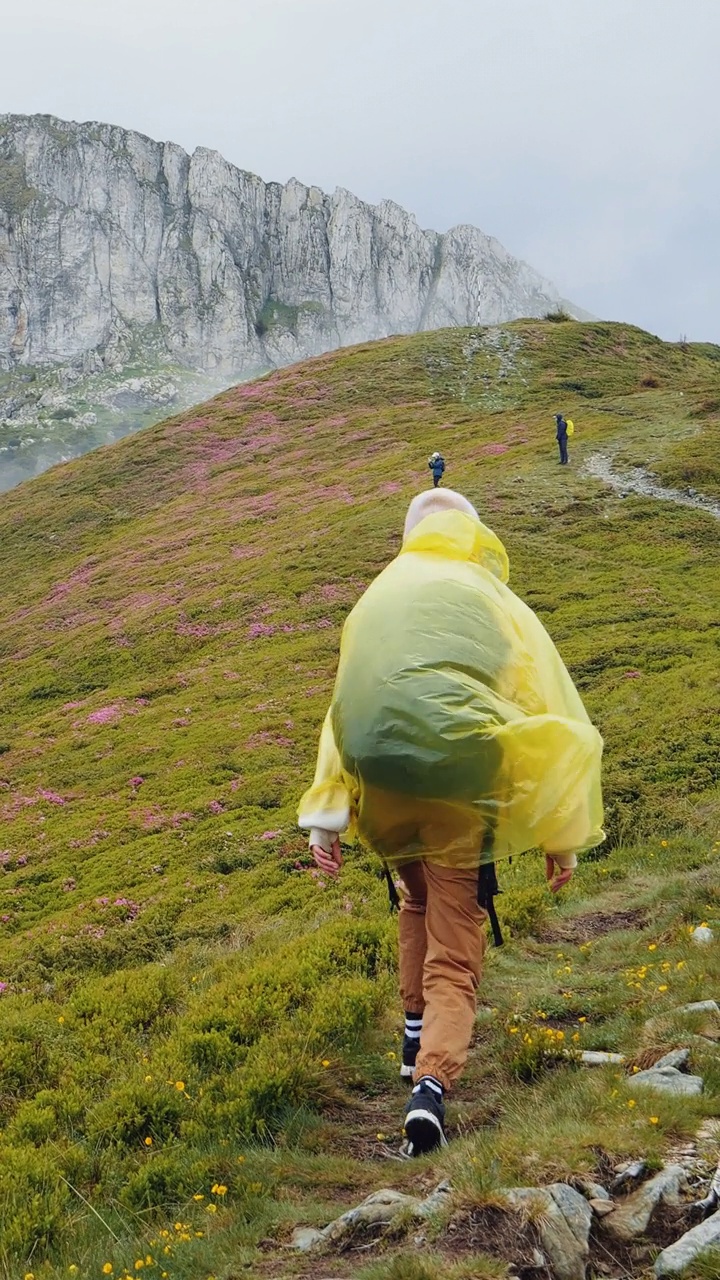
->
[299,487,604,1156]
[428,451,445,487]
[555,413,572,465]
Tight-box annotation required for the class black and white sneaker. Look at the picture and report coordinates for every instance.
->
[400,1033,419,1080]
[404,1078,447,1156]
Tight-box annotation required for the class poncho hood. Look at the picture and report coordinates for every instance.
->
[401,510,510,584]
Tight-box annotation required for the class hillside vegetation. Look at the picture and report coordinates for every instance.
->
[0,319,718,1280]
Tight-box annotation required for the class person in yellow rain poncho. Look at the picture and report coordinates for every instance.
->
[298,488,603,1155]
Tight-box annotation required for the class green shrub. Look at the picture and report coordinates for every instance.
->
[0,1145,69,1256]
[87,1080,186,1148]
[497,885,548,937]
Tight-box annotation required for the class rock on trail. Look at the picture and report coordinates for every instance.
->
[585,453,720,520]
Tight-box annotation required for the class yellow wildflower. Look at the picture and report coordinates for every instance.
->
[628,1099,636,1108]
[321,1059,330,1067]
[193,1193,205,1201]
[578,1016,587,1024]
[377,1132,386,1141]
[144,1136,153,1146]
[58,1016,65,1024]
[658,985,668,992]
[556,1030,565,1041]
[144,1075,152,1083]
[650,1116,659,1124]
[212,1184,227,1196]
[103,1266,113,1275]
[175,1080,185,1091]
[661,840,668,847]
[206,1204,217,1214]
[648,944,657,952]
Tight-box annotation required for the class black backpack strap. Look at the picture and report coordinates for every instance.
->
[478,860,504,947]
[383,865,401,914]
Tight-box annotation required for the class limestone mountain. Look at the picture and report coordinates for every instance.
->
[0,112,582,379]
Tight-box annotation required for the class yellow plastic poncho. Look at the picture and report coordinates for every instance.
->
[298,509,604,869]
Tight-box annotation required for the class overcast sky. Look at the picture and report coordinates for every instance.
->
[4,0,719,341]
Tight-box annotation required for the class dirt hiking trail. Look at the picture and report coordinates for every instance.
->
[585,452,720,520]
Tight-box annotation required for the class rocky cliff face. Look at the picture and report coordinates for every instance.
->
[0,113,579,378]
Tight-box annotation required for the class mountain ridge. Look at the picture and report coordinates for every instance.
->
[0,111,586,379]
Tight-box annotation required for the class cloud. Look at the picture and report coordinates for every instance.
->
[3,0,719,339]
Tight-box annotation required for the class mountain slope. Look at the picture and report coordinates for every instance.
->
[0,319,718,1280]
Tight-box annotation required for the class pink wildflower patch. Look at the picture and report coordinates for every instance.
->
[260,830,281,840]
[480,443,510,456]
[129,776,144,790]
[243,493,277,517]
[46,560,97,603]
[177,415,212,433]
[247,410,281,431]
[176,622,215,639]
[380,481,402,494]
[87,705,122,725]
[231,382,274,402]
[246,730,293,749]
[171,812,194,828]
[208,800,225,815]
[314,485,355,504]
[248,622,276,639]
[38,789,66,805]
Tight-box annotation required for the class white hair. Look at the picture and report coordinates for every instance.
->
[403,488,480,541]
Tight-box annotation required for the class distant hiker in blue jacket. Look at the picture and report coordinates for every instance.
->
[428,452,446,487]
[555,415,569,465]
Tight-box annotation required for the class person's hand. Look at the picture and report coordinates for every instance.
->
[545,853,574,893]
[311,839,343,878]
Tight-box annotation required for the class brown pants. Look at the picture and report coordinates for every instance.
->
[397,859,488,1092]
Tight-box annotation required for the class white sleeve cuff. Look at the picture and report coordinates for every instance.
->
[309,827,338,853]
[549,850,578,870]
[298,805,350,833]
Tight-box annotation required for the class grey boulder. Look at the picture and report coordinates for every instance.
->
[630,1066,703,1096]
[502,1184,592,1280]
[653,1048,691,1071]
[654,1208,720,1275]
[606,1165,688,1242]
[292,1181,452,1252]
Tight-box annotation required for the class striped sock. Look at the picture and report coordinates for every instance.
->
[413,1074,444,1098]
[404,1013,422,1041]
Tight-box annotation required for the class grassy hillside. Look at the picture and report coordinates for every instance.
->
[0,319,719,1280]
